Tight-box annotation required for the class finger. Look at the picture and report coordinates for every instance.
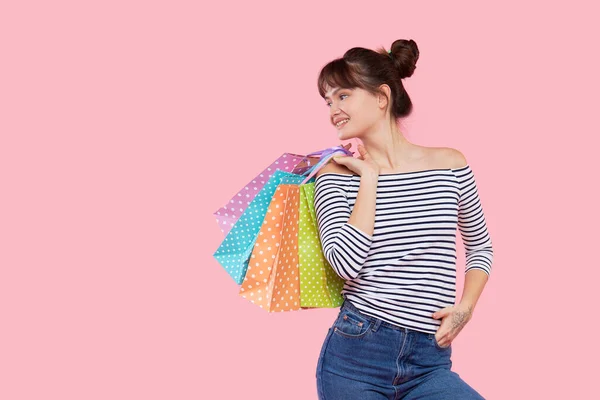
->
[357,145,370,159]
[439,333,451,346]
[356,146,365,160]
[440,334,447,345]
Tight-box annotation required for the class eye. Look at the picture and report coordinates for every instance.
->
[326,94,348,107]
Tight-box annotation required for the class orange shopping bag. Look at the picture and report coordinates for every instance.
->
[238,176,303,312]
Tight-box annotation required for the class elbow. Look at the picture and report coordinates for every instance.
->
[324,246,365,280]
[318,223,373,280]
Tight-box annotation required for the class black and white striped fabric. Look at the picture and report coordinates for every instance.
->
[314,165,493,334]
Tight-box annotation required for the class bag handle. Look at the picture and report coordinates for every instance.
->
[299,145,353,185]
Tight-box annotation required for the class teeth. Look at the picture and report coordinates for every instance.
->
[336,119,349,127]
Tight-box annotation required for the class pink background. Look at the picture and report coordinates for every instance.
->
[1,1,598,399]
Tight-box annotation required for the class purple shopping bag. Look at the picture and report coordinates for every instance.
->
[213,152,320,236]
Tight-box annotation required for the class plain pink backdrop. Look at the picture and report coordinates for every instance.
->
[1,1,598,399]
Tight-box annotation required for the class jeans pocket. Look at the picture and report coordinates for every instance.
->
[431,334,451,350]
[332,309,372,339]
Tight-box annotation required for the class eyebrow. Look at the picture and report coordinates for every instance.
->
[324,88,343,101]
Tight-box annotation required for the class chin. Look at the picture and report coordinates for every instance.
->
[337,129,360,141]
[337,127,349,136]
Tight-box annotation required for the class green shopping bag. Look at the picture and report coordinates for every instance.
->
[298,182,345,308]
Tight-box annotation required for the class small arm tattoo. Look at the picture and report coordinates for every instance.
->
[451,304,473,330]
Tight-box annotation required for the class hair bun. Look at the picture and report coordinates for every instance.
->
[389,39,419,79]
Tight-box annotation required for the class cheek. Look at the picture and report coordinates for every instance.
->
[346,99,365,117]
[348,103,375,125]
[353,97,376,114]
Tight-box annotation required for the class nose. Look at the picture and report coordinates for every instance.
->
[330,105,341,118]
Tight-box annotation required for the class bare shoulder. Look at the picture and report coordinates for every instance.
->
[433,147,468,169]
[315,160,355,178]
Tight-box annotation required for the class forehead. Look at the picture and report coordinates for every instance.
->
[324,86,351,100]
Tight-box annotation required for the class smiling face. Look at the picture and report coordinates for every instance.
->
[324,85,387,140]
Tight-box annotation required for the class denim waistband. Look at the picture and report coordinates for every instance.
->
[341,298,434,337]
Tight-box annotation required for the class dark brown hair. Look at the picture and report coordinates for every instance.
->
[318,39,420,120]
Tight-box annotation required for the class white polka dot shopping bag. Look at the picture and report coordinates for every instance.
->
[212,153,316,237]
[297,182,345,309]
[212,146,348,285]
[238,176,305,311]
[213,169,303,284]
[216,145,353,311]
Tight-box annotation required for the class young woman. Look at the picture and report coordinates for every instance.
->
[313,39,493,399]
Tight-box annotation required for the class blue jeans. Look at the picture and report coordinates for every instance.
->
[316,299,485,399]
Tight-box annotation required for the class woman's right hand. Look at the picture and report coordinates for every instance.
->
[332,144,380,177]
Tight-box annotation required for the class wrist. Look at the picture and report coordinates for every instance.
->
[458,300,475,312]
[360,170,380,180]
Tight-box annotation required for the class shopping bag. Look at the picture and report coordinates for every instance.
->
[212,146,352,285]
[298,182,345,308]
[213,152,321,236]
[238,174,305,312]
[213,169,302,284]
[237,146,353,311]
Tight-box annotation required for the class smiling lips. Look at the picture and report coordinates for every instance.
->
[335,118,350,128]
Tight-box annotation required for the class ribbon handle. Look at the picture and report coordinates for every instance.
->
[298,145,353,185]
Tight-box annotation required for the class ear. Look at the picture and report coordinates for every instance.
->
[377,84,391,109]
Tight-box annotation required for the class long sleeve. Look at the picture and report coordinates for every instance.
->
[453,165,494,276]
[314,174,373,280]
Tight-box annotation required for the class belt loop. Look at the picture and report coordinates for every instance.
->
[371,318,382,332]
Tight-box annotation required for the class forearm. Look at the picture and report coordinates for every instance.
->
[459,269,489,309]
[347,172,378,236]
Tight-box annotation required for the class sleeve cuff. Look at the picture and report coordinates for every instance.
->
[465,266,491,276]
[343,222,374,242]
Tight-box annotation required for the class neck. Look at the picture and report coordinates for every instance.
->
[359,120,416,170]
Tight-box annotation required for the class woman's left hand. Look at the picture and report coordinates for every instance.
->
[431,303,474,348]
